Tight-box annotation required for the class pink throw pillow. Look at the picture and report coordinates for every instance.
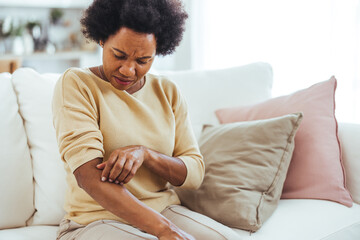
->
[216,76,353,207]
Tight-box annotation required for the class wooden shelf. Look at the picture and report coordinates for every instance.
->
[0,0,92,9]
[0,49,102,73]
[0,50,98,61]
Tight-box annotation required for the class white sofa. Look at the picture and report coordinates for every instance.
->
[0,62,359,240]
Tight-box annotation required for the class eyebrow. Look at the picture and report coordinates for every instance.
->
[112,47,153,59]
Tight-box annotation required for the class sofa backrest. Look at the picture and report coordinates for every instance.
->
[162,62,273,138]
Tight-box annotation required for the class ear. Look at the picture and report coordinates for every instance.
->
[99,41,104,48]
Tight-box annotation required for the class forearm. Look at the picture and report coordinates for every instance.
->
[75,158,172,237]
[144,147,187,186]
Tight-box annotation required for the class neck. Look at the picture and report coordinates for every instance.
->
[98,65,109,82]
[126,77,145,94]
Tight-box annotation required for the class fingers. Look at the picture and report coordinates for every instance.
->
[122,160,141,184]
[101,151,119,182]
[158,226,195,240]
[96,162,106,169]
[98,146,145,184]
[114,160,132,183]
[108,156,126,182]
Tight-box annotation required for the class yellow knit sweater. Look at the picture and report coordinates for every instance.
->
[52,68,204,225]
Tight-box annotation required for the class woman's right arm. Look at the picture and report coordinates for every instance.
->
[74,157,194,240]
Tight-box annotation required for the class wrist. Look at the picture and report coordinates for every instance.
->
[141,145,152,167]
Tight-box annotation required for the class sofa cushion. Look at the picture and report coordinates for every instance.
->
[338,123,360,204]
[0,225,58,240]
[11,68,66,225]
[0,73,34,229]
[162,62,273,139]
[216,77,353,207]
[176,113,303,231]
[233,200,360,240]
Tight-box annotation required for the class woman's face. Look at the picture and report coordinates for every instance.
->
[101,27,156,93]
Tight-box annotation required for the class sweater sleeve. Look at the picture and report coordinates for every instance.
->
[172,86,205,189]
[52,69,104,173]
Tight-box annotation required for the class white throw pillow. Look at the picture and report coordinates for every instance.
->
[0,73,34,228]
[160,62,273,139]
[11,68,66,225]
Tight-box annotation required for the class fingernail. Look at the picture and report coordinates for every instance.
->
[101,177,106,182]
[109,179,113,182]
[115,180,119,184]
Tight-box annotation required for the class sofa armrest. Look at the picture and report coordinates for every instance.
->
[338,122,360,204]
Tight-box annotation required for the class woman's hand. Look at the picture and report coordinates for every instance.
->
[157,224,196,240]
[96,145,147,184]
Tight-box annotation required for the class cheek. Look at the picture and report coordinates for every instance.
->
[137,65,152,76]
[102,57,116,71]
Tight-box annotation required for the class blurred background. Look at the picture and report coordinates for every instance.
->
[0,0,359,123]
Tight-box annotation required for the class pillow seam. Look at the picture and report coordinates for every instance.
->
[256,115,302,227]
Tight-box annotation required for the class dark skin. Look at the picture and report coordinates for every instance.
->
[74,158,193,240]
[79,27,195,240]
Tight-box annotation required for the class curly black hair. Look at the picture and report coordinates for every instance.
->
[80,0,188,56]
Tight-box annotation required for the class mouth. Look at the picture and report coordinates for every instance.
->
[113,76,134,86]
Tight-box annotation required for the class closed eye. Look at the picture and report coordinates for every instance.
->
[137,59,147,65]
[114,54,126,60]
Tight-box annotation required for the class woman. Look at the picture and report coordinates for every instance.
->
[53,0,238,239]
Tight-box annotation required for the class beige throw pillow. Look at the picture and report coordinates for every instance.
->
[175,113,303,231]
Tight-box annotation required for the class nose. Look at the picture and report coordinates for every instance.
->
[118,61,135,78]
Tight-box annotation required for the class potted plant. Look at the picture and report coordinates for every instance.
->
[50,8,64,25]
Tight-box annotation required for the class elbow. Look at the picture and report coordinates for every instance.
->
[192,157,205,189]
[179,163,205,190]
[181,174,203,190]
[191,171,205,190]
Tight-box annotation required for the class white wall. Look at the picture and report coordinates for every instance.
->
[171,0,360,124]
